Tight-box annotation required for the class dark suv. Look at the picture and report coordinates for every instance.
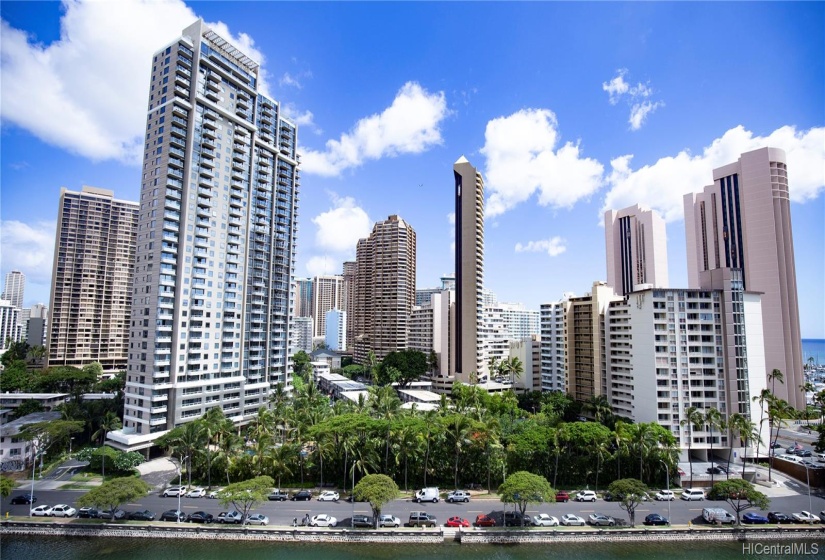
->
[408,511,437,527]
[503,511,527,526]
[290,490,312,501]
[352,514,374,528]
[10,494,36,505]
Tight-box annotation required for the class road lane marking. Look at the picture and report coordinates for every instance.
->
[127,503,142,507]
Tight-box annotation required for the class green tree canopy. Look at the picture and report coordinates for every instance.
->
[378,349,428,386]
[0,360,36,392]
[76,477,150,518]
[1,340,30,367]
[607,478,649,527]
[217,475,273,523]
[707,479,770,525]
[352,473,400,527]
[292,351,311,382]
[18,420,83,457]
[36,366,97,400]
[10,399,46,420]
[0,476,15,498]
[498,471,555,526]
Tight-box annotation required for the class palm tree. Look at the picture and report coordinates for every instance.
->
[444,414,473,488]
[477,413,501,493]
[704,407,723,486]
[395,421,421,491]
[200,407,225,489]
[753,388,774,457]
[768,398,793,482]
[92,411,121,446]
[800,382,816,427]
[369,385,402,472]
[627,423,657,482]
[584,395,613,425]
[214,418,241,485]
[680,406,705,487]
[594,440,611,493]
[419,410,440,487]
[768,368,784,397]
[728,413,759,482]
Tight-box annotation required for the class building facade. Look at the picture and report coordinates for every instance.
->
[352,215,416,363]
[2,271,25,309]
[324,309,346,352]
[312,275,344,338]
[115,20,299,451]
[605,204,668,296]
[453,156,485,382]
[292,316,313,354]
[47,186,138,372]
[0,300,22,351]
[342,261,357,349]
[540,294,573,393]
[294,278,313,318]
[684,147,804,408]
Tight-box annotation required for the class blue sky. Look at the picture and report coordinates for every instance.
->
[1,1,823,337]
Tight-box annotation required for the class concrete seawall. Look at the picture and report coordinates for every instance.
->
[2,521,823,545]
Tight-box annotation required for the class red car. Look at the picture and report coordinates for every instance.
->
[555,490,570,503]
[474,514,496,527]
[446,516,470,528]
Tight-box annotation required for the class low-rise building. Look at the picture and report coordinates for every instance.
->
[0,411,62,471]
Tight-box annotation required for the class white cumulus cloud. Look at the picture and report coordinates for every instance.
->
[602,125,825,222]
[0,0,269,164]
[481,108,604,217]
[305,256,339,277]
[312,193,372,254]
[1,220,56,285]
[602,69,663,130]
[281,103,321,135]
[300,81,448,176]
[515,236,567,257]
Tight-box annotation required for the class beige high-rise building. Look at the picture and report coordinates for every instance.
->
[312,275,344,338]
[453,156,485,382]
[605,204,668,296]
[684,147,804,408]
[353,215,416,364]
[2,271,25,309]
[565,281,623,402]
[342,261,357,348]
[47,186,138,372]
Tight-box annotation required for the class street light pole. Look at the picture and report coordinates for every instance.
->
[660,460,671,525]
[69,437,74,456]
[806,464,813,524]
[177,455,189,523]
[29,442,37,517]
[351,460,355,528]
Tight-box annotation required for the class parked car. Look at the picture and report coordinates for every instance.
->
[742,513,769,524]
[555,490,570,503]
[98,508,126,521]
[706,467,724,475]
[160,509,186,522]
[795,449,813,458]
[128,510,155,521]
[655,490,675,501]
[216,511,243,524]
[413,487,440,503]
[309,514,338,527]
[787,443,804,454]
[474,514,496,527]
[643,513,669,526]
[318,491,340,502]
[290,490,312,501]
[351,514,374,528]
[588,513,616,526]
[30,505,51,516]
[446,516,470,528]
[446,490,471,503]
[186,511,213,523]
[531,513,559,527]
[561,514,586,526]
[186,487,206,498]
[246,514,269,526]
[575,490,597,502]
[792,511,821,523]
[770,442,783,449]
[702,507,735,524]
[378,514,401,528]
[767,511,793,524]
[206,489,221,499]
[680,489,705,501]
[503,511,527,526]
[267,489,289,501]
[10,494,36,505]
[162,486,187,497]
[77,507,99,519]
[48,504,77,517]
[408,511,437,527]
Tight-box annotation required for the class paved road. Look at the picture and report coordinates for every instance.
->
[4,489,825,527]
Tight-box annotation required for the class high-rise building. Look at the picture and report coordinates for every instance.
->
[325,309,346,352]
[605,204,668,296]
[342,261,357,348]
[312,275,344,338]
[114,20,299,451]
[0,300,22,351]
[409,289,454,377]
[497,302,540,340]
[684,147,803,408]
[294,278,313,318]
[353,215,416,363]
[453,156,484,382]
[292,317,313,354]
[47,186,138,372]
[2,271,25,309]
[565,281,623,402]
[603,275,767,460]
[540,293,573,392]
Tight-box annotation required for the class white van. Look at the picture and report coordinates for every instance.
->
[702,507,735,524]
[815,452,825,463]
[413,487,440,503]
[777,454,803,464]
[680,489,705,501]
